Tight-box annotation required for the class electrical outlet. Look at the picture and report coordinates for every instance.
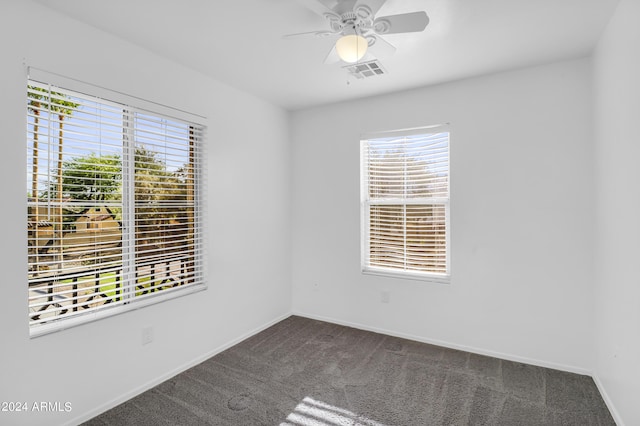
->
[141,326,154,345]
[381,290,390,303]
[313,282,320,291]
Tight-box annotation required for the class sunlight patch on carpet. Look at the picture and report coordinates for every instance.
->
[281,396,386,426]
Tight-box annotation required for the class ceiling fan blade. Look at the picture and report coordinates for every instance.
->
[373,11,429,35]
[282,30,338,39]
[367,35,396,58]
[323,45,341,64]
[354,0,387,19]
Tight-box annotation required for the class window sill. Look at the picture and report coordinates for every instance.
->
[362,267,450,284]
[29,283,206,338]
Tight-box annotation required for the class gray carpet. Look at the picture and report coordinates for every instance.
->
[83,315,615,425]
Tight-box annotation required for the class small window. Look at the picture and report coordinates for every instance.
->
[360,126,450,282]
[27,77,206,336]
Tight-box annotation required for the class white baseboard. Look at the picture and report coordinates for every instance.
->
[592,374,624,426]
[292,310,592,376]
[66,311,293,426]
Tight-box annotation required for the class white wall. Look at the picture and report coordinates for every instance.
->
[5,1,635,424]
[593,0,640,424]
[0,1,291,425]
[291,58,595,373]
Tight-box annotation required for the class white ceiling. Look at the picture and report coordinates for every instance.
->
[34,0,619,111]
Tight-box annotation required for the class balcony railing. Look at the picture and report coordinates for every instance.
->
[29,255,192,324]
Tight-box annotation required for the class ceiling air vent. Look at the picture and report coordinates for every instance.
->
[343,60,386,79]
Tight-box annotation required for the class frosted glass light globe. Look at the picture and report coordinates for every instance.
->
[335,34,368,63]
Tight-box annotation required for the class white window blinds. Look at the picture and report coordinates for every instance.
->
[27,79,206,336]
[361,127,450,281]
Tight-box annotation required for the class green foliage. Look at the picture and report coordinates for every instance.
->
[48,153,122,201]
[133,146,192,255]
[46,146,192,241]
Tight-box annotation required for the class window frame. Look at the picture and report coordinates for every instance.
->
[26,69,207,337]
[360,125,450,284]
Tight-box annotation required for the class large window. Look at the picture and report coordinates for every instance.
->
[27,77,206,336]
[360,126,450,282]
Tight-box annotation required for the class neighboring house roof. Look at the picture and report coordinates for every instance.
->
[27,220,53,229]
[78,205,117,218]
[77,205,123,227]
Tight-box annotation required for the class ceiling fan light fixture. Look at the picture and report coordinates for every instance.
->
[335,34,368,63]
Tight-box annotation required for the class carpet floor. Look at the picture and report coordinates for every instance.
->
[83,315,615,425]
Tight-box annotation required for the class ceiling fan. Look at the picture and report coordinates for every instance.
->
[285,0,429,64]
